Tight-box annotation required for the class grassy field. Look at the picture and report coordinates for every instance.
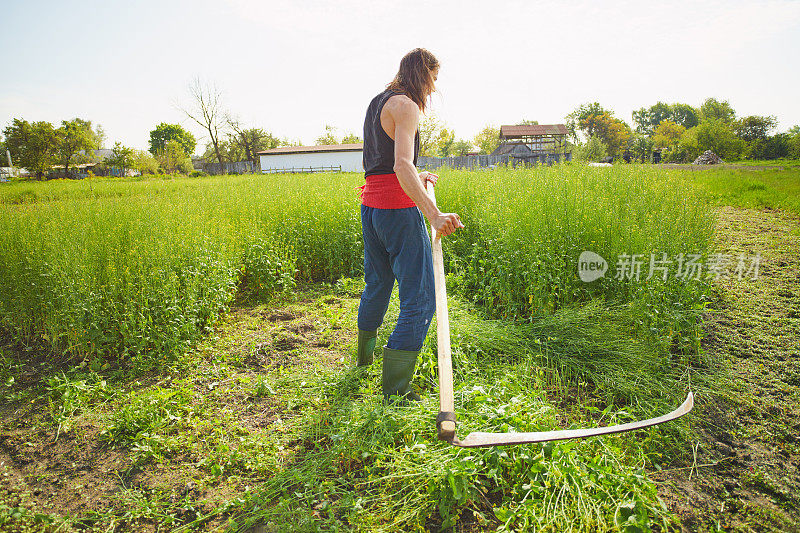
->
[729,158,800,170]
[0,163,798,531]
[688,166,800,215]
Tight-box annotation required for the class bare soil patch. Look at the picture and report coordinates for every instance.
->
[653,206,800,532]
[0,290,358,531]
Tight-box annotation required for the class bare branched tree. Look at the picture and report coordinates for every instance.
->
[181,77,225,166]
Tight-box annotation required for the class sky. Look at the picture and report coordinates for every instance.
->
[2,0,799,153]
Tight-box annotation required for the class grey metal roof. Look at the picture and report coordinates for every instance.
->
[257,143,363,155]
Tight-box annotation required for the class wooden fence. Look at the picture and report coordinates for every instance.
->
[261,165,343,174]
[417,152,572,170]
[203,160,257,175]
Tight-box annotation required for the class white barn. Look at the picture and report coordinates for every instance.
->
[258,143,363,173]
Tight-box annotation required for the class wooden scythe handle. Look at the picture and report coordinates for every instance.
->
[426,180,456,440]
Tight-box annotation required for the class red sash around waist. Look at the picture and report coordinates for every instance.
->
[359,173,416,209]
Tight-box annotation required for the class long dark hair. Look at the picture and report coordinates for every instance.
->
[386,48,439,112]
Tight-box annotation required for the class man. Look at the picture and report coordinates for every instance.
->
[356,48,463,402]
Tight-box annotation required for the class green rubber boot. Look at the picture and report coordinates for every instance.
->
[382,346,422,403]
[356,329,377,367]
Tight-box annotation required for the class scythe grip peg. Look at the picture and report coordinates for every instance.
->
[436,411,457,441]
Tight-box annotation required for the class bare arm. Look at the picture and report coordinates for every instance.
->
[391,99,463,236]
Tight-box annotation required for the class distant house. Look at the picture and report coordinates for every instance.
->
[51,147,138,178]
[257,144,363,173]
[49,163,95,179]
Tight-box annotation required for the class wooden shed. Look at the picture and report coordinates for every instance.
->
[493,124,568,156]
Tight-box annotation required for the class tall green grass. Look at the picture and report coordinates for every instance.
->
[0,174,362,369]
[0,165,715,371]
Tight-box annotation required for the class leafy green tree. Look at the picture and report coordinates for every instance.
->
[203,130,281,163]
[202,139,234,163]
[418,114,443,157]
[149,123,196,157]
[676,128,699,162]
[132,150,159,175]
[633,102,700,134]
[566,103,630,156]
[628,134,653,163]
[670,104,701,130]
[577,135,607,162]
[579,112,631,158]
[747,133,789,160]
[632,102,672,135]
[789,136,800,159]
[700,98,736,124]
[653,120,688,163]
[3,119,60,179]
[473,125,500,155]
[106,142,135,177]
[789,126,800,159]
[225,119,282,163]
[249,130,282,154]
[157,140,193,174]
[565,102,607,142]
[653,120,686,151]
[694,118,745,160]
[203,141,225,162]
[315,124,339,145]
[733,115,777,143]
[452,139,473,156]
[435,128,455,157]
[519,119,539,125]
[311,125,361,146]
[57,118,99,177]
[90,124,106,149]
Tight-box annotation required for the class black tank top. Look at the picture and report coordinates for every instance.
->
[363,89,420,176]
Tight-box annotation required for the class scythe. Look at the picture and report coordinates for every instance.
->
[425,180,693,447]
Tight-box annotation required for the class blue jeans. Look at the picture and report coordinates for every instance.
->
[358,205,436,351]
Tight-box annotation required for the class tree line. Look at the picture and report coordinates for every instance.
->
[566,98,800,163]
[0,78,367,180]
[3,92,799,180]
[1,118,106,179]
